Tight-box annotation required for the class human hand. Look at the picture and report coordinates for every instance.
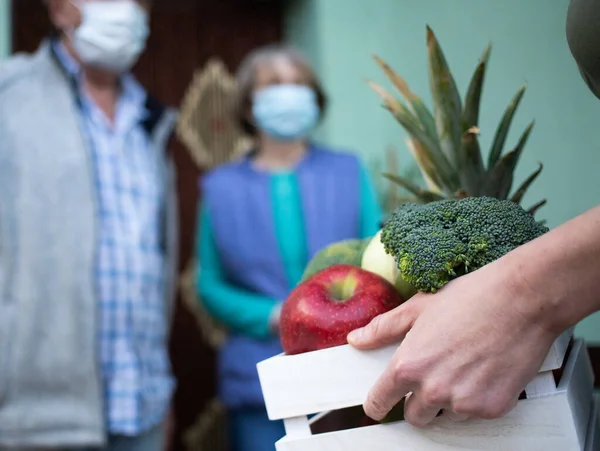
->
[347,262,559,427]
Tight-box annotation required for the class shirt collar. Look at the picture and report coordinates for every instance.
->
[51,38,149,117]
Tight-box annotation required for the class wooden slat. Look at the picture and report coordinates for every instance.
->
[277,396,576,451]
[258,331,573,421]
[283,417,312,438]
[258,342,400,420]
[540,327,573,372]
[562,339,596,447]
[525,370,557,398]
[583,395,598,451]
[271,339,594,451]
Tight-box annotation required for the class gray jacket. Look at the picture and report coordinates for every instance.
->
[0,41,179,448]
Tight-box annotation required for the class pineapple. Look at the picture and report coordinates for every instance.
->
[367,26,546,217]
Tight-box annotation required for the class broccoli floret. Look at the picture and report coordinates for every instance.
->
[380,196,549,293]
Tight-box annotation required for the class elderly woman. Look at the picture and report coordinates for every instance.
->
[195,44,382,451]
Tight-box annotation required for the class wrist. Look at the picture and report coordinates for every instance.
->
[497,246,571,337]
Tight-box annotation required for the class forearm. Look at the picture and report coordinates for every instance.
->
[198,272,280,338]
[498,206,600,334]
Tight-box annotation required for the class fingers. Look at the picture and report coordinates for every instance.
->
[363,360,521,426]
[403,386,447,427]
[363,358,413,421]
[348,297,422,349]
[443,410,469,422]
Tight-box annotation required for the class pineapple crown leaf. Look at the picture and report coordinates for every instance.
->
[528,199,547,216]
[461,44,493,133]
[367,78,458,192]
[371,55,438,142]
[510,162,544,205]
[484,121,535,199]
[367,25,541,210]
[404,137,444,194]
[457,130,485,197]
[372,54,417,101]
[479,43,493,64]
[366,79,413,119]
[382,172,444,203]
[487,84,528,170]
[426,24,463,169]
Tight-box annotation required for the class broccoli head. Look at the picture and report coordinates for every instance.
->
[380,196,549,293]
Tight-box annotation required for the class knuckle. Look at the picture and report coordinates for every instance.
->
[406,414,427,428]
[402,298,421,318]
[444,411,469,422]
[404,394,439,428]
[364,394,388,420]
[392,358,419,385]
[422,381,449,407]
[483,395,517,419]
[372,305,409,332]
[368,314,387,337]
[451,398,479,417]
[479,404,506,420]
[452,396,511,420]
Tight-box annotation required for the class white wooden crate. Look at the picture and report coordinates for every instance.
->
[583,394,599,451]
[257,329,598,450]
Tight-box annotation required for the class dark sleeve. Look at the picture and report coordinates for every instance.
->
[566,0,600,98]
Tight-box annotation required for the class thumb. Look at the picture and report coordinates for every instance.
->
[347,297,422,349]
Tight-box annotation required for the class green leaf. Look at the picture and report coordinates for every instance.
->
[462,43,492,132]
[382,173,444,203]
[528,199,547,217]
[373,55,438,141]
[390,109,460,191]
[368,80,459,191]
[487,85,527,170]
[458,129,485,196]
[405,138,444,194]
[366,79,417,125]
[510,163,543,205]
[426,25,463,168]
[484,121,535,199]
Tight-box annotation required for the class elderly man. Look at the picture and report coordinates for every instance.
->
[0,1,178,450]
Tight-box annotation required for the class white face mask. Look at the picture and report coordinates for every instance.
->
[70,1,150,73]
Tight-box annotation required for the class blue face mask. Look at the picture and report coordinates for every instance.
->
[252,84,320,141]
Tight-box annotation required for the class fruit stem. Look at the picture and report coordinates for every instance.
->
[329,277,357,302]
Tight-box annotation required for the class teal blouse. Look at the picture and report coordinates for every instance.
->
[196,163,382,339]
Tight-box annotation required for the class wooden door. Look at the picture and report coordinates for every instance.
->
[11,1,283,450]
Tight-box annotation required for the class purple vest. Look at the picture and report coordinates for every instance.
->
[201,145,361,408]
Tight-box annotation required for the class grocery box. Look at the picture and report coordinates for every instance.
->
[583,393,599,451]
[257,328,598,450]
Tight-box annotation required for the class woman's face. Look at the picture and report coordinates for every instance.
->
[249,55,320,142]
[253,57,310,93]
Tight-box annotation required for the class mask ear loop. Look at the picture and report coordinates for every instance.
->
[62,0,82,42]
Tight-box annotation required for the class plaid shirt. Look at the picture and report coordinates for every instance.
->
[53,42,174,435]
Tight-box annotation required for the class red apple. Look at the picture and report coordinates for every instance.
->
[280,264,405,355]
